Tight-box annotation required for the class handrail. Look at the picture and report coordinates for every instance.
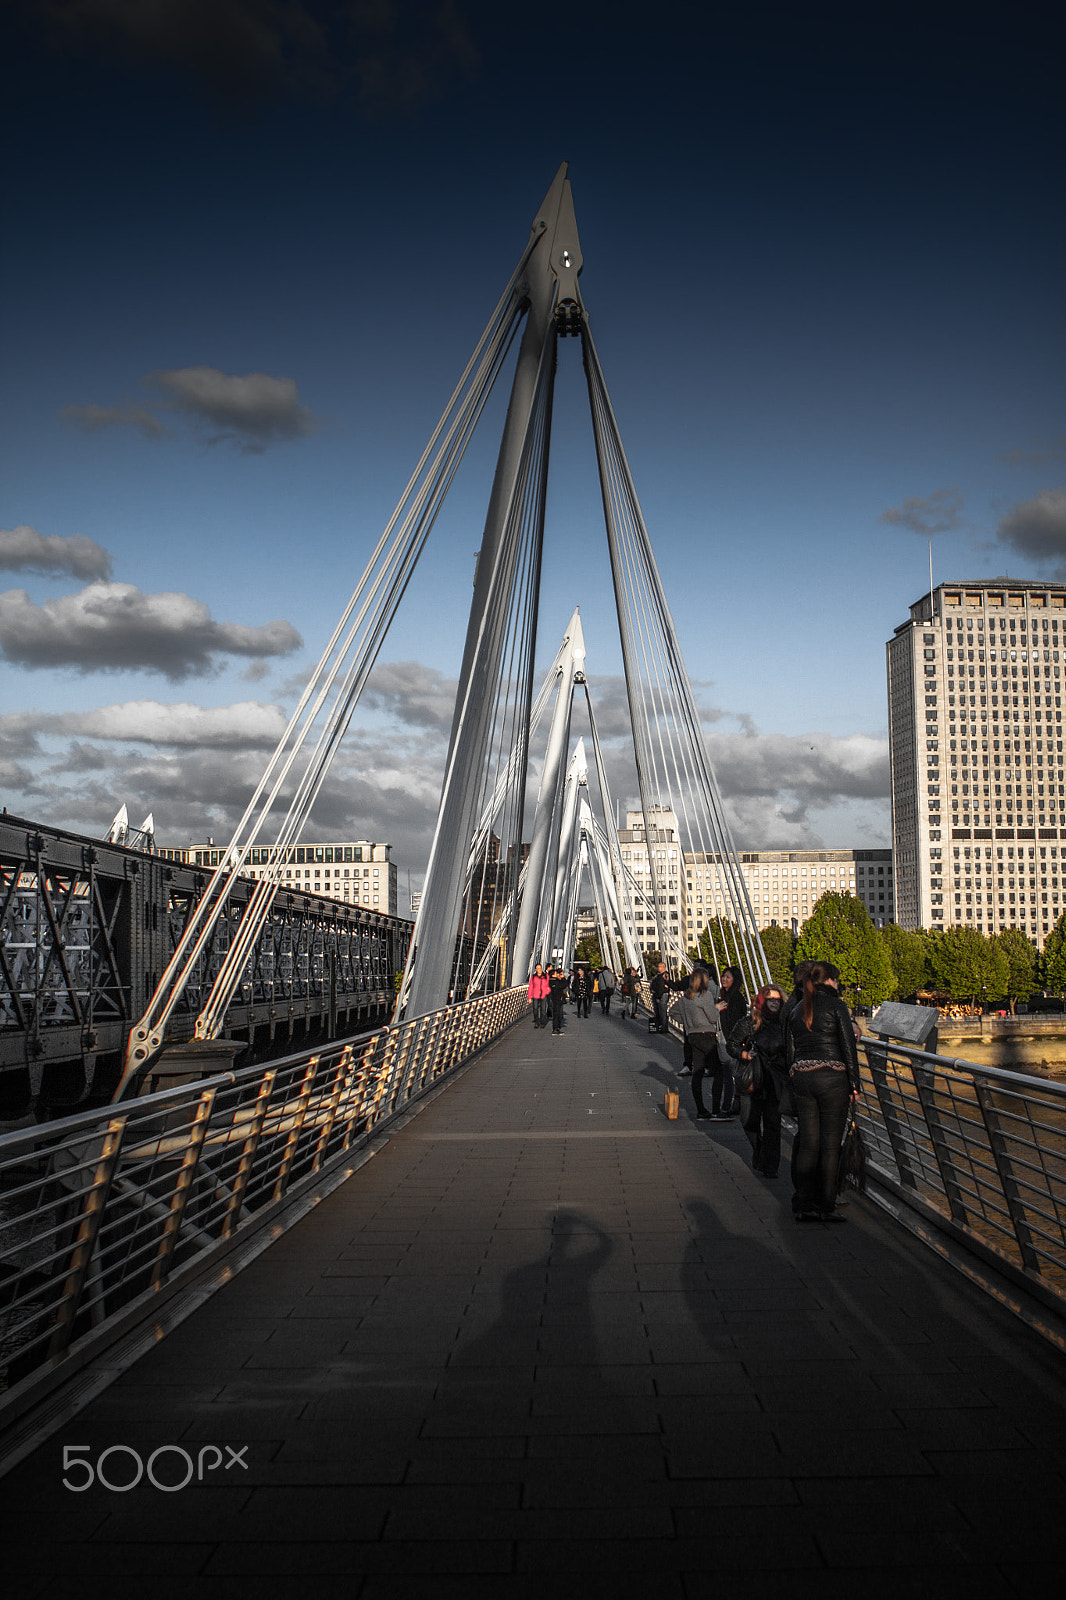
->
[856,1036,1066,1313]
[651,994,1066,1314]
[0,986,528,1413]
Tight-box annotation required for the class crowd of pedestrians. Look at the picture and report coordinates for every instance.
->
[528,948,863,1224]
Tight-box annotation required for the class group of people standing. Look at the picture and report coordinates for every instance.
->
[669,957,861,1223]
[528,953,861,1223]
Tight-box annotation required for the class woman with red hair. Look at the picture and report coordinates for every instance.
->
[729,983,789,1177]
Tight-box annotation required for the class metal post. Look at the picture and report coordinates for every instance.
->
[864,1041,923,1189]
[912,1064,970,1226]
[49,1118,126,1358]
[272,1057,320,1200]
[311,1044,353,1172]
[151,1089,215,1288]
[974,1079,1043,1273]
[220,1069,276,1239]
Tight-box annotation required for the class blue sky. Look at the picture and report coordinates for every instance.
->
[2,2,1063,888]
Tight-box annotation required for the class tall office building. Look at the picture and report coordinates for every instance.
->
[887,578,1066,945]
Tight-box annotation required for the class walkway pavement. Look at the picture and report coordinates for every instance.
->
[6,1007,1066,1597]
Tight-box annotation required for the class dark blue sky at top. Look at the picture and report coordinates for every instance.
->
[1,1,1063,861]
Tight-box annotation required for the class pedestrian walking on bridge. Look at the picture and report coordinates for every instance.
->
[527,963,550,1029]
[548,966,569,1035]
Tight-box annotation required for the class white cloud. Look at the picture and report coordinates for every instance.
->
[148,366,317,451]
[59,402,169,439]
[0,661,890,874]
[880,486,963,536]
[362,659,458,731]
[707,730,889,804]
[1,700,290,748]
[0,525,112,580]
[0,581,302,679]
[996,488,1066,569]
[1002,436,1066,467]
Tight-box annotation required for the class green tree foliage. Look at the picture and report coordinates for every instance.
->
[994,926,1037,1011]
[574,934,603,969]
[880,923,931,1000]
[1042,912,1066,994]
[698,919,749,976]
[758,924,796,991]
[929,925,1009,1004]
[794,892,894,1007]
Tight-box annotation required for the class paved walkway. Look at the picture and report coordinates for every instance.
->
[7,1008,1066,1597]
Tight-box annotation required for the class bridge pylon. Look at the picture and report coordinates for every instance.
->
[118,165,768,1082]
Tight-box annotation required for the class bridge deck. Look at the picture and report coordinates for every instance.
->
[7,1008,1066,1596]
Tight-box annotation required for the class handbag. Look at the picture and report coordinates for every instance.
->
[837,1110,867,1194]
[727,1018,762,1093]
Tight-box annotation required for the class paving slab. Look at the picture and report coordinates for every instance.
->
[4,1003,1066,1594]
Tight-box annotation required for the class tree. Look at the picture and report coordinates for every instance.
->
[1042,912,1066,994]
[699,918,749,976]
[575,934,603,969]
[880,923,931,1000]
[758,924,796,991]
[928,926,1008,1005]
[794,892,894,1007]
[994,926,1037,1012]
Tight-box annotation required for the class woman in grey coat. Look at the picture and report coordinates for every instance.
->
[679,969,722,1122]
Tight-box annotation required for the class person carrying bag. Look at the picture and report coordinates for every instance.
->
[679,969,722,1122]
[728,984,788,1177]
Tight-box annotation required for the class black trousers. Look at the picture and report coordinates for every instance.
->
[741,1065,784,1175]
[550,994,566,1032]
[688,1033,718,1116]
[790,1065,851,1214]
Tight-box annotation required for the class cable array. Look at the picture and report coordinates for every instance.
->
[582,326,770,994]
[118,168,769,1081]
[120,240,535,1077]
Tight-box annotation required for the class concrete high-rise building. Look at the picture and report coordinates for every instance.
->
[887,578,1066,945]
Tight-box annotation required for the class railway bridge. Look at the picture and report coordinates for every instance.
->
[0,813,410,1118]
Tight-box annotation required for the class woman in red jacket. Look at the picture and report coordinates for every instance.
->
[527,963,550,1029]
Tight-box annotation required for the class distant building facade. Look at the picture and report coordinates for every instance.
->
[616,808,892,950]
[888,577,1066,945]
[159,837,398,915]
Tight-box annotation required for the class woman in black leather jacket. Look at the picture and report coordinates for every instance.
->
[786,960,861,1222]
[729,984,788,1177]
[715,965,747,1116]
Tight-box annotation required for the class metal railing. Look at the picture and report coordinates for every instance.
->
[652,992,1066,1315]
[0,985,528,1411]
[857,1038,1066,1312]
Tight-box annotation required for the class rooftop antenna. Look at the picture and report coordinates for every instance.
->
[928,539,935,620]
